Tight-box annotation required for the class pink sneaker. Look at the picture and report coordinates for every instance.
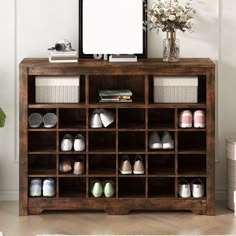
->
[193,110,205,128]
[179,110,192,128]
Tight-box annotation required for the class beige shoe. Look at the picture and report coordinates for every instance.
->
[120,155,132,175]
[59,158,72,173]
[133,154,145,174]
[73,156,85,175]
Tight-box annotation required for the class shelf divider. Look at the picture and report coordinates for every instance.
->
[116,108,119,198]
[86,79,89,198]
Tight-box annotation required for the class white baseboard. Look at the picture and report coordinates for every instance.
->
[0,190,226,201]
[0,190,19,201]
[216,189,226,200]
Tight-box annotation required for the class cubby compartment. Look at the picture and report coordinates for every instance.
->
[148,131,175,151]
[178,108,206,129]
[59,109,86,129]
[148,177,175,197]
[28,108,57,129]
[28,75,86,104]
[59,177,86,198]
[28,177,56,198]
[59,155,86,175]
[59,131,86,152]
[148,154,175,176]
[197,76,206,104]
[89,75,145,103]
[118,177,145,198]
[89,154,116,176]
[119,132,145,152]
[88,108,116,129]
[28,132,56,152]
[118,108,145,129]
[177,177,206,199]
[118,154,145,175]
[89,131,116,152]
[178,155,206,176]
[178,131,206,152]
[28,154,56,175]
[148,109,175,129]
[149,75,206,105]
[89,177,116,198]
[28,76,36,104]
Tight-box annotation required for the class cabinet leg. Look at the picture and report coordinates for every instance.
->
[105,208,130,215]
[29,208,44,215]
[192,209,204,215]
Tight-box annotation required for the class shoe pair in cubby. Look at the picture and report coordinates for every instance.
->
[178,178,205,198]
[90,179,115,198]
[149,131,174,150]
[90,109,115,128]
[28,112,57,128]
[120,154,144,175]
[29,178,55,197]
[179,110,205,128]
[59,156,85,175]
[61,133,85,151]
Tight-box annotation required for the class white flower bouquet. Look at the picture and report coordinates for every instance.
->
[147,0,196,33]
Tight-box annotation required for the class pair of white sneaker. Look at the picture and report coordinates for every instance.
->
[61,133,85,151]
[29,178,55,197]
[178,178,204,198]
[149,131,174,149]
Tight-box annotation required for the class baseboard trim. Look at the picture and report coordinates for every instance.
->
[0,190,19,201]
[216,189,226,200]
[0,190,226,201]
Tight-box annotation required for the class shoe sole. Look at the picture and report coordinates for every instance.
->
[194,123,205,128]
[92,194,102,198]
[30,189,41,197]
[179,194,191,198]
[73,170,84,175]
[149,143,162,149]
[133,171,144,175]
[120,170,132,175]
[90,124,103,128]
[43,191,55,197]
[163,143,174,149]
[104,194,114,198]
[179,123,192,128]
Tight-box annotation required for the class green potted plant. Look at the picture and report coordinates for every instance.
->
[0,107,6,127]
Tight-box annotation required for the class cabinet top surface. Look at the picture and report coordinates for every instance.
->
[20,58,215,68]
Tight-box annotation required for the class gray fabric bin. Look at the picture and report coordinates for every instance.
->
[153,76,198,103]
[36,76,80,103]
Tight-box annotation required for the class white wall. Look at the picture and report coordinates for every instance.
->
[0,0,229,200]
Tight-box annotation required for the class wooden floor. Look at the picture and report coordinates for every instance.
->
[0,201,235,236]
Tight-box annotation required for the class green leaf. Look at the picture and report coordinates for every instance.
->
[0,107,6,128]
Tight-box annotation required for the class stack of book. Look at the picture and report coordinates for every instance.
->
[48,50,78,63]
[99,89,132,103]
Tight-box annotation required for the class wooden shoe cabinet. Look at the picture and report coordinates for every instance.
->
[19,58,215,215]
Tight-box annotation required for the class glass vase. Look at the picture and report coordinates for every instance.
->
[163,31,180,62]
